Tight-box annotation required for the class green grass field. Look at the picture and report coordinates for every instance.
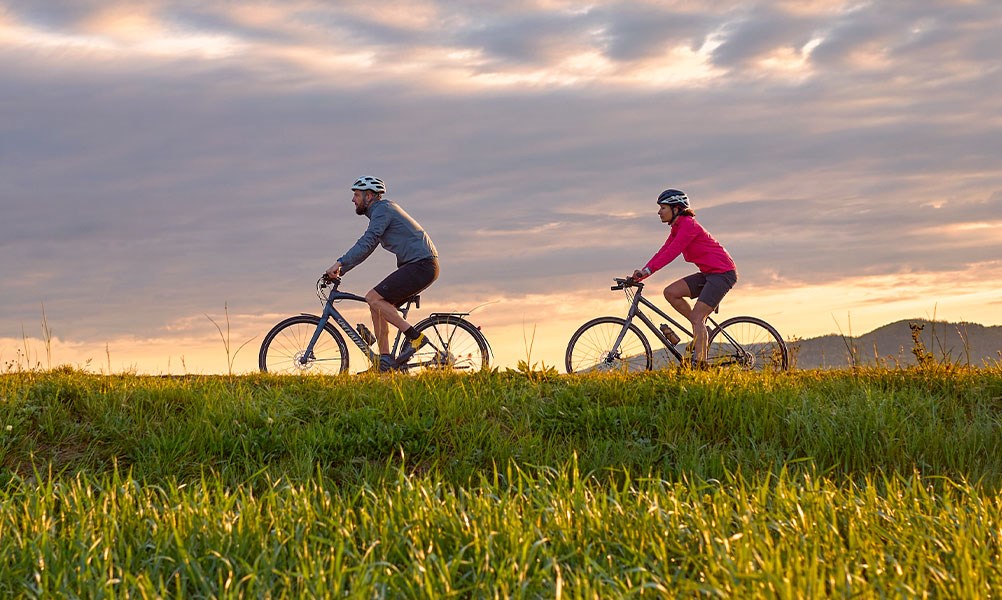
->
[2,367,1001,597]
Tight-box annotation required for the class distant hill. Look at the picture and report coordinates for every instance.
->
[618,319,1002,371]
[790,319,1002,369]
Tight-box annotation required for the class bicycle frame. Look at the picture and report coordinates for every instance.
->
[619,282,722,363]
[298,283,414,367]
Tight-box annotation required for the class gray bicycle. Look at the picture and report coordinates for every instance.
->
[259,275,491,375]
[565,277,788,373]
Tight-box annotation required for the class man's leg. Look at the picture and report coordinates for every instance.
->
[365,289,412,355]
[367,299,392,355]
[368,259,440,366]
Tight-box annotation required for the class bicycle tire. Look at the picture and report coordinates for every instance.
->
[565,316,653,374]
[404,315,490,373]
[259,315,349,374]
[706,316,789,372]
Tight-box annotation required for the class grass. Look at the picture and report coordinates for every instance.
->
[3,463,1000,598]
[3,368,1001,487]
[2,366,1002,596]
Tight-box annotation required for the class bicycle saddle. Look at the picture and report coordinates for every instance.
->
[397,295,420,310]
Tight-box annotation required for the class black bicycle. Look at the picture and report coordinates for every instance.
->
[259,275,491,374]
[565,278,789,373]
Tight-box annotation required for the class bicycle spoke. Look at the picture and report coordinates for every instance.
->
[404,317,489,373]
[566,317,651,373]
[707,317,788,372]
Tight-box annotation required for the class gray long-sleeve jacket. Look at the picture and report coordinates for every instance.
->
[337,199,438,274]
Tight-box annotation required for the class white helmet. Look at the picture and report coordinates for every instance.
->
[351,176,386,194]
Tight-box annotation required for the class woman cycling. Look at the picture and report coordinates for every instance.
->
[631,189,737,368]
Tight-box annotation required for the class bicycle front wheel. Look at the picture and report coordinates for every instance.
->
[707,316,789,372]
[405,315,490,373]
[259,315,349,374]
[565,317,652,374]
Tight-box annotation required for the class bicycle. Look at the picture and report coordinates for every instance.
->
[565,277,789,373]
[259,275,491,374]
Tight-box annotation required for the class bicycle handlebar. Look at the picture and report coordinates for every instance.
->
[318,274,343,301]
[612,277,643,291]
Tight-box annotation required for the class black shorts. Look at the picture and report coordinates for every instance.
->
[373,258,439,306]
[683,270,737,309]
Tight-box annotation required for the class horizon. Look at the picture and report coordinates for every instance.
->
[7,308,998,375]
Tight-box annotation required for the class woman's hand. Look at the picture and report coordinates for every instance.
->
[632,267,652,281]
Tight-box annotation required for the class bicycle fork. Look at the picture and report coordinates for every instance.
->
[606,302,646,363]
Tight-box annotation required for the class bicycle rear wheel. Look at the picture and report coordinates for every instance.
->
[565,317,652,374]
[259,315,349,374]
[404,315,490,373]
[706,316,788,371]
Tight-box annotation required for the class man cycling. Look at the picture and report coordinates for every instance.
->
[326,176,439,372]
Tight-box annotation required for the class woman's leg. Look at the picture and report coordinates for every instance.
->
[663,279,694,320]
[665,276,712,365]
[689,301,715,364]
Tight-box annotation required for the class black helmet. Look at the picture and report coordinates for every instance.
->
[656,189,689,208]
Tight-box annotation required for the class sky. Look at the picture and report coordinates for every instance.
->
[2,0,1001,374]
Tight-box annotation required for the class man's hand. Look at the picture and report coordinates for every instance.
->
[325,262,342,280]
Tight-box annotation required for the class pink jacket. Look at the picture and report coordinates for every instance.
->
[644,216,736,275]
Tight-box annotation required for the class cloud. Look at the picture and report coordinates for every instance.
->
[596,5,713,62]
[708,5,818,68]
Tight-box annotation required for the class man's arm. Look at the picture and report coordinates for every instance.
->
[336,204,390,274]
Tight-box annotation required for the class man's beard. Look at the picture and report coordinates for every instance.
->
[355,204,367,215]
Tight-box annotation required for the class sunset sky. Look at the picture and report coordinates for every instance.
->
[2,0,1000,374]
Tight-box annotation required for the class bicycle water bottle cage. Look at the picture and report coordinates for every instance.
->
[356,323,377,346]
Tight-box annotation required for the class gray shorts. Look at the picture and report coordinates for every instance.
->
[683,270,737,309]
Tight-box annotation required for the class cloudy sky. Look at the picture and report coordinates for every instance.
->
[2,0,1000,373]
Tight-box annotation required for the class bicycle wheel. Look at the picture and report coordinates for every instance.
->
[706,316,788,371]
[405,315,490,373]
[259,315,349,374]
[565,317,652,374]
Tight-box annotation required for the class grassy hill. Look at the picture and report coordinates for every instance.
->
[3,368,1002,596]
[4,367,1000,486]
